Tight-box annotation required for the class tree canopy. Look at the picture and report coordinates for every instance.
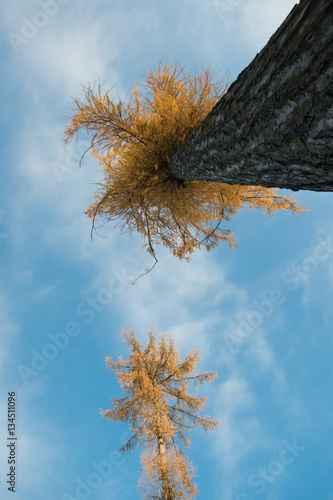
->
[65,60,305,262]
[100,329,219,500]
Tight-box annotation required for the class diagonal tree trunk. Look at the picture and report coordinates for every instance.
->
[169,0,333,192]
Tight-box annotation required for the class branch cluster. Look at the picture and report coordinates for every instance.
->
[64,60,305,261]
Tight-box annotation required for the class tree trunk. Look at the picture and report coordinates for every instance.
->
[154,394,173,500]
[169,0,333,192]
[157,429,171,500]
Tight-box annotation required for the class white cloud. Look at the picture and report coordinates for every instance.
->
[20,21,119,98]
[3,0,165,99]
[192,0,298,59]
[213,376,272,471]
[239,0,299,51]
[216,376,254,414]
[16,426,64,490]
[111,250,238,341]
[0,379,66,499]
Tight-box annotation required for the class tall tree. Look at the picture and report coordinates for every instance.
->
[169,0,333,191]
[100,330,219,500]
[65,61,304,263]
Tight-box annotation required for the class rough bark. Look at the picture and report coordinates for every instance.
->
[169,0,333,192]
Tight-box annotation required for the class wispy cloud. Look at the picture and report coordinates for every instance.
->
[0,381,66,499]
[213,377,271,468]
[239,0,300,51]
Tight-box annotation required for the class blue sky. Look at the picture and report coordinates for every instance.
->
[1,0,333,499]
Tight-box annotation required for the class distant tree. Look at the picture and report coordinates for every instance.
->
[169,0,333,191]
[100,330,220,500]
[64,61,304,265]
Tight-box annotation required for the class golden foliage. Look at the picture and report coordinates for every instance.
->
[139,446,198,500]
[64,60,305,261]
[101,329,219,500]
